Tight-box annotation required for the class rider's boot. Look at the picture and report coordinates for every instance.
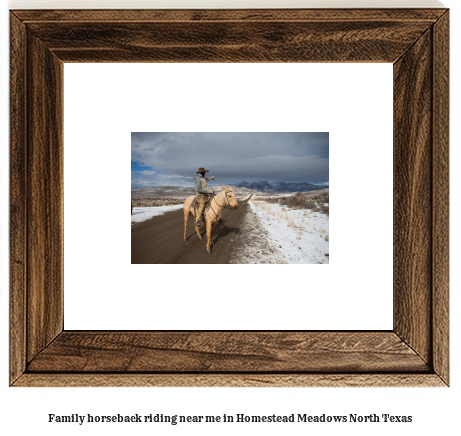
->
[195,212,205,227]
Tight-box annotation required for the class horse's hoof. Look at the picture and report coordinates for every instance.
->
[198,236,202,240]
[207,250,211,254]
[184,238,187,242]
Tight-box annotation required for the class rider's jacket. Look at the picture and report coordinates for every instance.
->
[194,173,212,195]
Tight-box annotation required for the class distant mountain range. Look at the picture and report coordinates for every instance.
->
[131,181,329,198]
[234,181,328,193]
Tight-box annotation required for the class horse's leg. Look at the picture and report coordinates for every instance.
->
[189,208,201,240]
[194,222,202,240]
[183,209,189,241]
[210,222,217,246]
[206,220,214,254]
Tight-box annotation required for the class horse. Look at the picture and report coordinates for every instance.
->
[183,187,239,254]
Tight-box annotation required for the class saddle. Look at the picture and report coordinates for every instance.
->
[190,194,211,222]
[190,194,210,209]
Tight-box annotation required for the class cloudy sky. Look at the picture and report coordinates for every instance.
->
[131,132,329,188]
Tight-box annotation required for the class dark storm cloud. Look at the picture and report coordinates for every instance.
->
[131,132,329,188]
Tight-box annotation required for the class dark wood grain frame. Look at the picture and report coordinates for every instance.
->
[10,9,449,387]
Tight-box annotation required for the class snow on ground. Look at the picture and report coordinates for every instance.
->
[131,205,183,225]
[230,200,329,264]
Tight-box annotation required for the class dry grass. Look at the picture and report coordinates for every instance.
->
[252,199,329,252]
[132,199,183,208]
[265,191,329,213]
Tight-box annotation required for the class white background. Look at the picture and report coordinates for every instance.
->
[1,1,459,436]
[64,63,392,331]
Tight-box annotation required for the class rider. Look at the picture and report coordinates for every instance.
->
[194,167,215,226]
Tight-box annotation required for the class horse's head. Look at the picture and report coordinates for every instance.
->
[224,187,239,210]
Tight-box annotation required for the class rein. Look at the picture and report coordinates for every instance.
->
[210,192,232,218]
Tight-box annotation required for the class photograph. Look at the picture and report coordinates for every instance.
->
[131,132,329,264]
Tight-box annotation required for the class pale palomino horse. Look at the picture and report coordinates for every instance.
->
[183,187,239,254]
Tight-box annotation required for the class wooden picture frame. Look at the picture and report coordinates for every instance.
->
[10,9,449,387]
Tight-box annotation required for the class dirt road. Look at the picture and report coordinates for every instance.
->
[131,197,251,264]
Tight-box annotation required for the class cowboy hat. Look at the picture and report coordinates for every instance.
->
[197,168,209,173]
